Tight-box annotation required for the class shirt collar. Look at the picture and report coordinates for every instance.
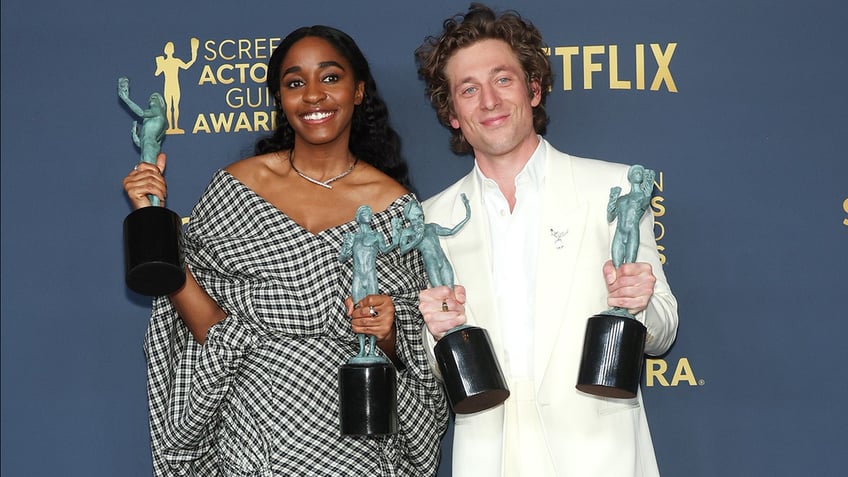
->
[472,135,547,191]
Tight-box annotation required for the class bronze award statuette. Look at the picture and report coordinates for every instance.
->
[118,77,185,296]
[397,195,509,414]
[577,165,655,399]
[337,205,399,436]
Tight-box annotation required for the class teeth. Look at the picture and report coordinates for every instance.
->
[303,111,332,120]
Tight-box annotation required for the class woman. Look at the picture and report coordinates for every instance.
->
[123,25,447,476]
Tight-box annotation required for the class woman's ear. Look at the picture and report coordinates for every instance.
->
[354,81,365,105]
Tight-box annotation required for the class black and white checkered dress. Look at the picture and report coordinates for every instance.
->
[144,170,448,476]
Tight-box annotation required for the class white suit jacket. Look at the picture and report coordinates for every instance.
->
[422,140,678,477]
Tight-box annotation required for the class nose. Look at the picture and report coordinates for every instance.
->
[479,84,500,111]
[303,81,326,104]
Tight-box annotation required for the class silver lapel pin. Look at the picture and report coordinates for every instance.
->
[550,228,567,249]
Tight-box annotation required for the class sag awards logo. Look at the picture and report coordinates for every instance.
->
[149,36,281,136]
[153,38,200,135]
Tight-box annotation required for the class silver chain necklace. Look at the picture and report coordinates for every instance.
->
[288,149,357,189]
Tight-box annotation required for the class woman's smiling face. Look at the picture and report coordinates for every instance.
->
[278,35,364,147]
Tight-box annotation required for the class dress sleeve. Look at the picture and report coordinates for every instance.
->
[143,172,263,475]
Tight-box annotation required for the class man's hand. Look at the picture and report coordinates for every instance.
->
[604,260,656,315]
[419,285,467,340]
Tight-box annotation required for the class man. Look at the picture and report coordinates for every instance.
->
[414,4,678,476]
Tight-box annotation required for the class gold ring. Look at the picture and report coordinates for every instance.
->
[369,305,378,317]
[441,301,449,312]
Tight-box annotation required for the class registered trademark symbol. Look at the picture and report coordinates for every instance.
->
[698,379,705,386]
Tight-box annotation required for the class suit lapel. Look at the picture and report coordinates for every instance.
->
[441,175,505,353]
[438,149,593,385]
[533,150,589,386]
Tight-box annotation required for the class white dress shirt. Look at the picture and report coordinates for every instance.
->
[474,139,546,379]
[475,140,558,475]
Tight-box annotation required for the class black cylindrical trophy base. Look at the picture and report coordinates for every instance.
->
[123,206,185,296]
[338,361,398,436]
[434,326,510,414]
[576,313,647,399]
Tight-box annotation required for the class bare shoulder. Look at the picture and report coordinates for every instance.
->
[347,161,408,212]
[224,151,288,190]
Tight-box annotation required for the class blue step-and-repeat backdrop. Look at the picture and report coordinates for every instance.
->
[2,1,845,475]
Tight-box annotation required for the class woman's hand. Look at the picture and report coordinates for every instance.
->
[122,152,167,209]
[346,294,397,343]
[345,294,399,364]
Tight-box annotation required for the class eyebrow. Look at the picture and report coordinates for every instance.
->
[457,65,514,85]
[283,60,346,76]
